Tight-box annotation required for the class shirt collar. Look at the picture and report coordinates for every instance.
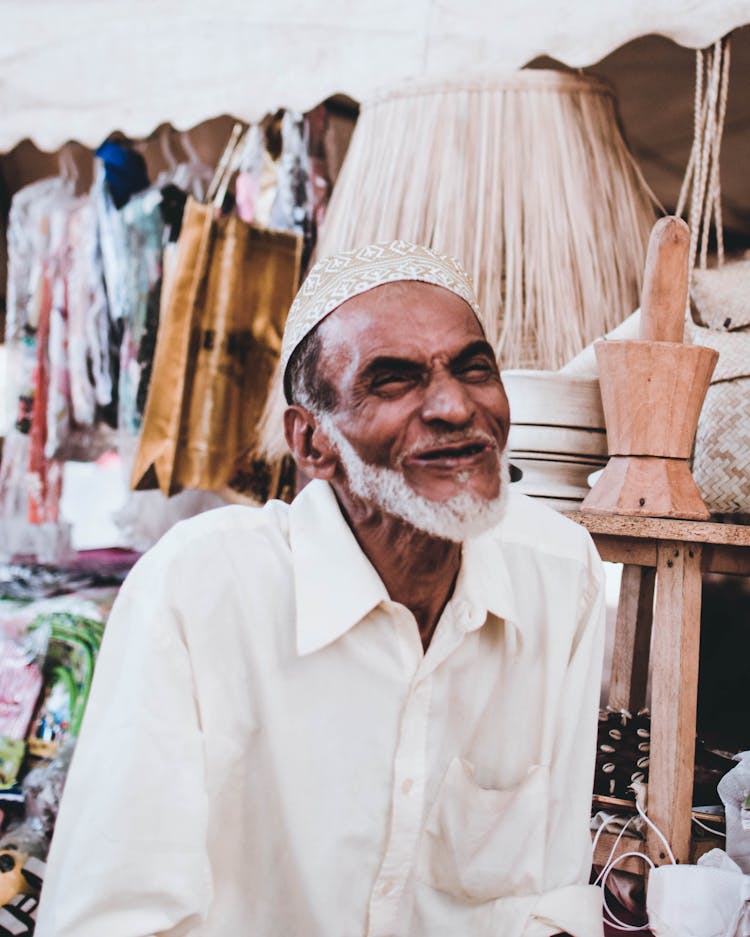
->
[453,528,521,637]
[289,481,389,656]
[288,480,523,655]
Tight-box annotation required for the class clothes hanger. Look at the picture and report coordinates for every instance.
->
[179,130,203,168]
[159,126,178,173]
[58,142,79,192]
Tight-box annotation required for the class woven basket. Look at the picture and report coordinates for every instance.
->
[692,260,750,329]
[687,269,750,513]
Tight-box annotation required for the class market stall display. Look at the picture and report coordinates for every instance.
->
[2,6,750,935]
[0,567,129,921]
[1,111,333,560]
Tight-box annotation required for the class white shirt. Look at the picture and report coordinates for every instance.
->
[37,480,605,937]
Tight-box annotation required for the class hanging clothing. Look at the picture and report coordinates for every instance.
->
[94,141,149,210]
[1,118,331,561]
[1,177,78,556]
[92,160,128,428]
[235,123,267,224]
[269,109,313,239]
[117,188,165,435]
[66,199,111,425]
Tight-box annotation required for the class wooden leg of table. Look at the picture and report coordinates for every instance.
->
[647,541,702,865]
[609,564,655,713]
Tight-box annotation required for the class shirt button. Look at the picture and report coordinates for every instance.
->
[401,778,413,795]
[381,879,394,896]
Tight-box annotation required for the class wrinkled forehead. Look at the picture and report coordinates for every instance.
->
[315,280,489,382]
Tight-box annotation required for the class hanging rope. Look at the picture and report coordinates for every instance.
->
[676,37,731,274]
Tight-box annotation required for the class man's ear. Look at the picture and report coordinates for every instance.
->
[283,406,338,480]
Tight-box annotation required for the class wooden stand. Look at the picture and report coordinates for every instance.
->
[566,511,750,871]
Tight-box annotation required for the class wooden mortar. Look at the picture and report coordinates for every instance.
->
[581,217,719,519]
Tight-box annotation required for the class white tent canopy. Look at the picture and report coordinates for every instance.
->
[3,0,750,152]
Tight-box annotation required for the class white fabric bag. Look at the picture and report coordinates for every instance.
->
[647,850,750,937]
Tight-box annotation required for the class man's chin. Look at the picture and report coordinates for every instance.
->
[402,474,502,507]
[408,490,508,543]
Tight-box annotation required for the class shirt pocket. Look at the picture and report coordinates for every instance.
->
[417,757,549,902]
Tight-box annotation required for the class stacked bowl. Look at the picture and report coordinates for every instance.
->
[502,370,607,511]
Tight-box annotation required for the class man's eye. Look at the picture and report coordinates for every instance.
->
[455,361,496,381]
[370,374,419,394]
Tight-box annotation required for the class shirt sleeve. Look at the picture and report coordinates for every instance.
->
[529,536,607,937]
[35,541,213,937]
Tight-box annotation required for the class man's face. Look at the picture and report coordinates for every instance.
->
[315,281,511,506]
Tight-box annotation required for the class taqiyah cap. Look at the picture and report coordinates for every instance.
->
[281,240,482,400]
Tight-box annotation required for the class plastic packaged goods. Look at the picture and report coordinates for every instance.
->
[0,589,117,914]
[718,751,750,874]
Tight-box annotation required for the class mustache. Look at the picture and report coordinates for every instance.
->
[398,429,500,465]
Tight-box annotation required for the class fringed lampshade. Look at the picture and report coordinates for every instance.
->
[315,70,657,370]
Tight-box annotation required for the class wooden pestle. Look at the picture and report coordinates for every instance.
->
[638,216,690,343]
[583,214,718,518]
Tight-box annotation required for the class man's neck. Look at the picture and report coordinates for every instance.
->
[332,487,461,651]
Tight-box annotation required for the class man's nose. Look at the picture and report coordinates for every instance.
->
[420,372,475,426]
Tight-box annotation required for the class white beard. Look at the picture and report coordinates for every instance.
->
[316,413,509,543]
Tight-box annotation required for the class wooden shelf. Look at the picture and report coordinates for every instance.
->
[566,511,750,576]
[566,510,750,547]
[568,510,743,867]
[592,829,723,873]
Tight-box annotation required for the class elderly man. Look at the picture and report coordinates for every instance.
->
[37,241,605,937]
